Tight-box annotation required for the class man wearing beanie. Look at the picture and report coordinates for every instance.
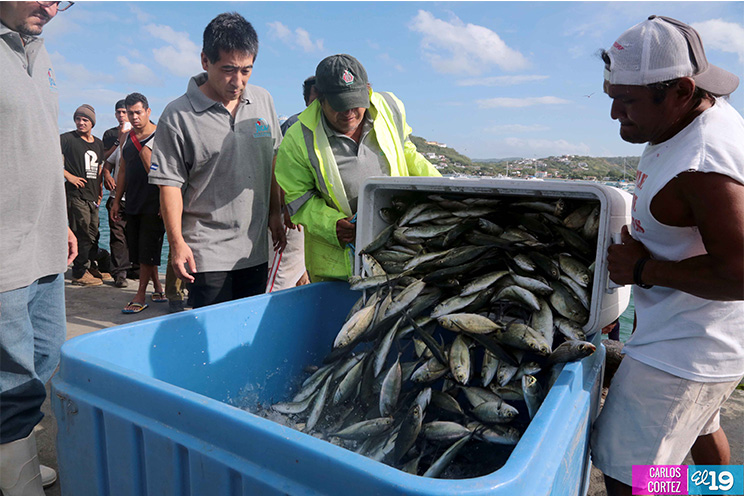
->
[61,104,107,286]
[594,16,744,495]
[275,54,440,282]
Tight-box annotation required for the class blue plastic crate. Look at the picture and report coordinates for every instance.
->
[52,282,605,496]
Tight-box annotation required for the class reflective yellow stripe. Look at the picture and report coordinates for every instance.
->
[313,116,353,217]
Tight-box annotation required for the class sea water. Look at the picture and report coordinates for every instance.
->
[619,294,635,343]
[98,189,171,272]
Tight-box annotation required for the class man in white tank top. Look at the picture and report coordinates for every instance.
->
[591,16,744,496]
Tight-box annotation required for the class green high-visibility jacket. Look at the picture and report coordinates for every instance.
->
[275,90,440,282]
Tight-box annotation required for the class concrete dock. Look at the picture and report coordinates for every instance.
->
[35,269,743,495]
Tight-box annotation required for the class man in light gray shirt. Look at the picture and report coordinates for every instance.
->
[0,2,77,493]
[150,12,285,308]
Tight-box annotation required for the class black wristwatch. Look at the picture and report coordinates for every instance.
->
[114,139,120,146]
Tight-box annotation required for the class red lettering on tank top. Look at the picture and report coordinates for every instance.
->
[631,218,645,233]
[632,193,638,212]
[636,171,648,189]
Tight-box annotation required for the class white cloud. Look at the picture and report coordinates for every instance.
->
[49,52,114,86]
[409,10,529,75]
[129,5,152,23]
[117,56,161,86]
[486,124,550,134]
[377,53,405,73]
[457,75,548,87]
[267,21,323,52]
[41,14,81,42]
[476,96,571,108]
[144,23,202,78]
[503,137,591,156]
[268,21,292,40]
[568,45,586,60]
[692,19,744,62]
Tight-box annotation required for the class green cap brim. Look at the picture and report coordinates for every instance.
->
[326,89,370,112]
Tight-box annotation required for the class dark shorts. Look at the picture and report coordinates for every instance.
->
[189,263,268,309]
[125,213,165,266]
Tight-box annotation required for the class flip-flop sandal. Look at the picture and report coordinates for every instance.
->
[122,301,148,314]
[151,292,167,303]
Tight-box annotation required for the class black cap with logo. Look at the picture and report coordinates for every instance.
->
[315,54,370,112]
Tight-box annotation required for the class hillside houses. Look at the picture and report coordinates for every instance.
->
[425,140,448,148]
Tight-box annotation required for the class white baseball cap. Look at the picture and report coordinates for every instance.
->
[604,15,739,96]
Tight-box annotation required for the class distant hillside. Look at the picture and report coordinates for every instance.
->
[410,136,473,168]
[411,135,638,181]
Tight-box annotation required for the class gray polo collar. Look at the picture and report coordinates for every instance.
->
[0,20,40,46]
[187,72,254,113]
[321,110,373,139]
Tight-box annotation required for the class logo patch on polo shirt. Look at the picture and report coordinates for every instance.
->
[253,119,271,138]
[48,68,57,91]
[342,69,354,85]
[150,163,159,171]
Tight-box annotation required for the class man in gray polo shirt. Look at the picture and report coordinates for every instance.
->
[150,12,285,308]
[1,2,77,493]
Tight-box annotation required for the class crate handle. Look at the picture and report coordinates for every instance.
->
[606,232,624,293]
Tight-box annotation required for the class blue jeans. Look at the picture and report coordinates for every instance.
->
[0,274,66,443]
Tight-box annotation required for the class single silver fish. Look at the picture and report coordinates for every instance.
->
[392,403,424,463]
[421,421,473,443]
[481,349,499,387]
[332,417,395,440]
[495,285,541,313]
[379,355,402,416]
[554,316,587,341]
[530,298,555,346]
[558,254,592,288]
[304,375,332,432]
[271,390,319,414]
[422,433,474,478]
[449,334,472,385]
[333,356,365,405]
[460,270,510,296]
[494,323,551,355]
[437,313,503,334]
[549,281,589,324]
[522,374,543,420]
[559,274,591,310]
[548,340,596,364]
[472,400,519,424]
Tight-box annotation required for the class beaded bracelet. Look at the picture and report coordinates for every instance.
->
[633,257,653,289]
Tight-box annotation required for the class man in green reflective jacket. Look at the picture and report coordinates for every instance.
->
[275,54,440,282]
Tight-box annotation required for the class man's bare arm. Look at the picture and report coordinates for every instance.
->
[609,172,744,300]
[140,145,153,174]
[160,185,196,282]
[103,144,117,160]
[102,160,116,191]
[110,153,127,221]
[646,172,744,300]
[63,168,85,188]
[268,155,287,251]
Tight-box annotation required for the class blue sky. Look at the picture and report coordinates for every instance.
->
[43,1,744,160]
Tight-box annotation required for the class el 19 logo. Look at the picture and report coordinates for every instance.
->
[688,465,744,495]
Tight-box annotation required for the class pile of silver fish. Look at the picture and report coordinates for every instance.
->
[265,192,601,479]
